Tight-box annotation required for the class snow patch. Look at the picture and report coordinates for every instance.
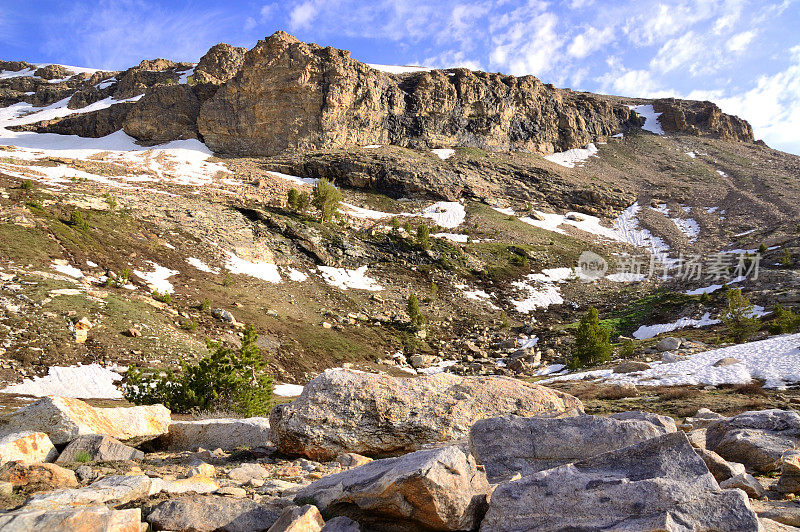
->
[0,364,123,399]
[431,148,455,160]
[632,312,721,340]
[51,262,83,278]
[134,262,178,293]
[544,143,598,168]
[186,257,219,274]
[421,202,465,229]
[225,252,281,284]
[318,266,382,291]
[273,383,304,396]
[630,104,664,135]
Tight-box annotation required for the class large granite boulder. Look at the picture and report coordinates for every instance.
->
[0,396,170,445]
[706,409,800,472]
[56,434,144,463]
[146,495,280,532]
[269,369,582,460]
[0,432,58,465]
[294,445,489,531]
[480,432,760,531]
[0,505,141,532]
[470,411,676,482]
[194,43,247,85]
[157,417,271,451]
[24,475,153,509]
[0,462,78,494]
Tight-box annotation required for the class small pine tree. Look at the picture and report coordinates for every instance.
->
[722,288,761,342]
[569,306,612,369]
[416,224,430,249]
[758,243,768,254]
[780,248,793,268]
[312,179,342,223]
[287,188,300,210]
[69,210,88,230]
[769,304,800,334]
[407,293,424,329]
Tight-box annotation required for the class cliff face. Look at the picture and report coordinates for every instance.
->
[197,32,644,156]
[653,98,753,142]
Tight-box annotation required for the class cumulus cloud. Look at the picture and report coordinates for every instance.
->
[567,26,614,58]
[289,1,318,31]
[726,30,755,52]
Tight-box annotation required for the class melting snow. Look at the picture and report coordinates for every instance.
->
[225,252,281,284]
[50,261,83,278]
[632,312,721,340]
[431,148,455,160]
[544,143,598,168]
[510,279,564,313]
[186,257,218,274]
[612,203,670,253]
[286,268,308,282]
[341,203,394,220]
[134,262,178,293]
[684,276,746,295]
[318,266,383,291]
[265,171,318,187]
[545,333,800,389]
[433,232,468,243]
[630,104,664,135]
[673,217,700,243]
[492,206,515,216]
[0,364,123,399]
[273,383,304,396]
[421,202,465,229]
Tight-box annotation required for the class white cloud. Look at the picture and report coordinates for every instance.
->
[649,31,704,73]
[726,30,755,52]
[489,10,563,76]
[289,1,318,31]
[567,26,614,58]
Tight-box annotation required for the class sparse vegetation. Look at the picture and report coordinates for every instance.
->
[181,317,198,332]
[768,304,800,335]
[416,223,430,249]
[312,178,342,223]
[124,325,273,416]
[569,306,612,369]
[152,290,171,304]
[780,248,793,267]
[103,193,118,209]
[199,297,211,311]
[68,209,88,230]
[407,293,425,329]
[287,188,310,213]
[722,288,761,343]
[19,179,34,190]
[105,268,131,288]
[73,451,91,463]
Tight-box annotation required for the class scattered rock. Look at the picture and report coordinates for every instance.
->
[24,474,152,509]
[158,474,220,495]
[0,462,78,494]
[228,462,268,483]
[685,407,726,429]
[0,432,58,465]
[470,412,676,482]
[613,360,651,373]
[146,495,280,532]
[706,409,800,472]
[480,432,760,531]
[56,434,144,463]
[656,336,682,352]
[320,516,360,532]
[267,504,325,532]
[74,465,95,484]
[335,453,372,468]
[714,357,742,367]
[0,505,141,532]
[0,396,170,445]
[695,447,746,482]
[294,445,489,531]
[187,459,215,478]
[217,485,246,498]
[258,479,305,497]
[270,369,583,460]
[751,499,800,527]
[158,417,271,451]
[777,450,800,494]
[212,308,236,323]
[720,472,766,499]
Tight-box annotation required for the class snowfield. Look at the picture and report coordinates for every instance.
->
[544,333,800,389]
[632,313,721,340]
[544,143,598,168]
[318,266,383,291]
[630,104,665,135]
[0,364,124,399]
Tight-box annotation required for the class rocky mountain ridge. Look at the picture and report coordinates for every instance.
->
[3,31,754,158]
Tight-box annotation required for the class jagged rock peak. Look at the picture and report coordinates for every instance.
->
[193,43,247,85]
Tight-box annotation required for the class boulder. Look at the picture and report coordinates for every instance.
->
[720,472,766,499]
[156,474,220,495]
[695,447,746,482]
[158,417,271,451]
[146,495,280,532]
[777,450,800,493]
[0,396,170,445]
[24,474,152,509]
[0,432,58,465]
[0,505,141,532]
[14,103,134,138]
[123,84,200,143]
[228,462,268,483]
[752,500,800,527]
[0,462,78,494]
[194,43,247,85]
[480,432,760,531]
[685,407,727,429]
[706,409,800,472]
[687,428,708,449]
[714,357,742,367]
[270,369,582,460]
[267,505,324,532]
[656,336,682,351]
[56,434,144,463]
[321,517,360,532]
[294,445,489,532]
[470,412,676,482]
[613,360,651,373]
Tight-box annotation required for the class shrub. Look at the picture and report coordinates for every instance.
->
[20,179,34,190]
[769,304,800,334]
[780,248,793,268]
[407,293,425,329]
[722,288,761,342]
[312,179,342,223]
[429,281,438,300]
[181,317,198,332]
[73,451,92,463]
[124,325,273,416]
[618,338,635,358]
[222,272,233,287]
[287,188,309,213]
[69,210,88,230]
[105,268,131,288]
[152,290,171,304]
[758,243,768,254]
[199,297,211,311]
[103,193,118,209]
[416,224,430,249]
[569,306,612,369]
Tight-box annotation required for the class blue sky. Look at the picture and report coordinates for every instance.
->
[1,0,799,154]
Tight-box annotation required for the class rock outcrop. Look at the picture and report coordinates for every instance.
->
[269,369,583,460]
[123,84,200,143]
[706,409,800,472]
[0,432,58,465]
[193,43,247,85]
[470,412,676,482]
[294,445,489,531]
[0,396,170,445]
[653,98,754,142]
[198,31,643,157]
[157,417,271,451]
[480,432,761,531]
[0,505,141,532]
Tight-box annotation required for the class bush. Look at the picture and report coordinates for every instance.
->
[20,179,34,190]
[312,179,342,223]
[758,243,768,254]
[780,248,793,268]
[722,288,761,342]
[569,306,612,369]
[407,293,425,329]
[69,210,88,230]
[124,325,273,416]
[287,188,310,213]
[152,290,171,304]
[105,268,131,288]
[618,338,635,358]
[416,224,430,249]
[103,193,118,209]
[199,297,211,311]
[769,304,800,334]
